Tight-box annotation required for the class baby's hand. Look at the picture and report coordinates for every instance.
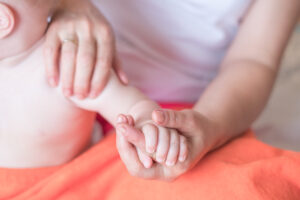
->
[116,114,188,168]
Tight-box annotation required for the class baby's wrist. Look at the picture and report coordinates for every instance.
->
[128,100,160,126]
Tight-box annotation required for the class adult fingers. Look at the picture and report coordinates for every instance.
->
[89,27,114,98]
[73,38,96,99]
[142,123,158,154]
[152,109,197,133]
[178,135,188,162]
[155,128,170,164]
[59,41,77,97]
[44,31,60,87]
[116,129,144,177]
[136,148,153,169]
[165,129,180,167]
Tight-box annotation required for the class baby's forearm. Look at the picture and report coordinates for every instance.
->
[194,60,278,149]
[71,70,159,126]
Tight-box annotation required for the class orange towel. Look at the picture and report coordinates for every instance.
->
[1,109,300,199]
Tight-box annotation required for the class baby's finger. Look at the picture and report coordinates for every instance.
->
[137,147,153,169]
[155,128,170,164]
[125,115,135,126]
[165,130,180,166]
[60,40,77,97]
[74,38,96,99]
[179,135,188,162]
[116,114,128,124]
[44,33,60,87]
[142,124,158,154]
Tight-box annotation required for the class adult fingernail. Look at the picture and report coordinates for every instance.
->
[49,77,57,87]
[143,159,152,169]
[155,110,165,123]
[89,91,98,99]
[156,156,164,163]
[121,73,129,84]
[76,93,86,100]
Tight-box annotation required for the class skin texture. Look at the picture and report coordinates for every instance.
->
[115,0,300,180]
[44,0,128,99]
[0,1,186,168]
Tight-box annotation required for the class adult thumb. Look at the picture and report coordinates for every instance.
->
[152,109,193,133]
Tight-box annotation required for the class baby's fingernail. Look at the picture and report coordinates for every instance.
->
[155,110,165,123]
[117,116,125,123]
[166,160,175,167]
[63,89,72,97]
[147,146,155,154]
[49,77,57,87]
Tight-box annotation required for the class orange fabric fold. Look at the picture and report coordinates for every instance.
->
[1,106,300,199]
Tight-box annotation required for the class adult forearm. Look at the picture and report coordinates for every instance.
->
[194,60,278,149]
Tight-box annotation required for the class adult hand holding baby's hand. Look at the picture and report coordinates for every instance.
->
[44,0,128,99]
[116,109,218,180]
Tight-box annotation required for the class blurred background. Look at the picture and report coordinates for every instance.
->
[253,20,300,151]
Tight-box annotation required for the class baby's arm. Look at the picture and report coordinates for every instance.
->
[68,70,157,126]
[67,70,188,167]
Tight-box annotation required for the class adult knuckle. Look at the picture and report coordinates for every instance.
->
[79,16,91,26]
[100,25,113,40]
[181,136,188,145]
[128,165,142,177]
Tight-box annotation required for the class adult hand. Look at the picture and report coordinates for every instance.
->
[115,109,219,180]
[44,0,128,99]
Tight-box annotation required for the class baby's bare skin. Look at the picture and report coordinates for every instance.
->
[0,39,188,169]
[0,40,96,168]
[0,1,189,169]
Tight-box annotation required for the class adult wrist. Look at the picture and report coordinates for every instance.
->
[191,108,228,152]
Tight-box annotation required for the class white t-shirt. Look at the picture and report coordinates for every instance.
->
[93,0,253,103]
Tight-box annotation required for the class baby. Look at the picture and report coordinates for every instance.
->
[0,0,187,168]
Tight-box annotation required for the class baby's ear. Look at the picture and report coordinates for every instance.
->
[0,3,15,39]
